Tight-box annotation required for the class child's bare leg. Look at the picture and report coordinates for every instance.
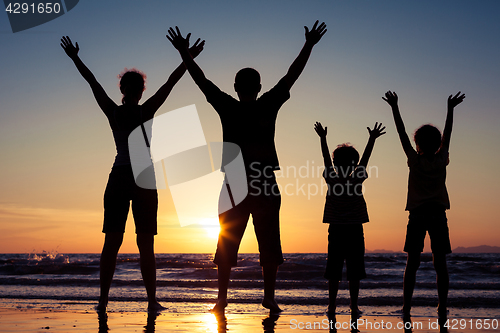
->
[328,280,339,315]
[98,232,123,311]
[432,253,449,316]
[403,252,421,315]
[262,264,282,313]
[349,280,361,316]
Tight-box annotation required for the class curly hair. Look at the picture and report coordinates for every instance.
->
[118,68,147,104]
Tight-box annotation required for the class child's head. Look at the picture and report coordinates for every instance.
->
[234,68,262,99]
[332,143,359,175]
[414,124,442,155]
[118,68,147,105]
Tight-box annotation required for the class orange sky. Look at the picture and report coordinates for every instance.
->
[1,1,499,253]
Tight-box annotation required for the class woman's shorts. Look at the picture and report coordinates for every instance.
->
[102,165,158,234]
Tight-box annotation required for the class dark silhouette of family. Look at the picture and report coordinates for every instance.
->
[61,20,465,327]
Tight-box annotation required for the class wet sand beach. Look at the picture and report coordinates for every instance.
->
[1,306,498,333]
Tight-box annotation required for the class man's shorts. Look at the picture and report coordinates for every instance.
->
[214,174,284,267]
[404,205,451,254]
[103,165,158,234]
[325,223,366,281]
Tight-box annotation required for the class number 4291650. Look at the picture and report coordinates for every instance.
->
[5,3,61,14]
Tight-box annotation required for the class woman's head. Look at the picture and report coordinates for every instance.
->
[118,68,146,105]
[414,124,442,155]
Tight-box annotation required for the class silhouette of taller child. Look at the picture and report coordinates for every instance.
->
[383,90,465,322]
[167,21,326,313]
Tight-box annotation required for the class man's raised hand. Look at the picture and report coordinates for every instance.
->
[305,21,327,45]
[60,36,79,59]
[167,26,191,51]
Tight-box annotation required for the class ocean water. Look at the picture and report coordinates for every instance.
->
[0,252,498,318]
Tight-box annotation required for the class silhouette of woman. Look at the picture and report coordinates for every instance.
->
[61,36,204,311]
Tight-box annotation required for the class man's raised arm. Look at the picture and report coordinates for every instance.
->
[281,21,327,90]
[167,27,211,96]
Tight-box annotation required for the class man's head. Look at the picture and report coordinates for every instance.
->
[234,68,261,101]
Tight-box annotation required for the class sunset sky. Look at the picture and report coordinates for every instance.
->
[1,1,499,254]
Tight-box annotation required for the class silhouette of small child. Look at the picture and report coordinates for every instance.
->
[382,90,465,321]
[314,121,385,318]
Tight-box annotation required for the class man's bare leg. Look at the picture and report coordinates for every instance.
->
[262,264,282,313]
[212,264,231,312]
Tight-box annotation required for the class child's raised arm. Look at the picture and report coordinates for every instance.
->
[314,122,333,172]
[60,36,116,115]
[358,122,386,169]
[441,91,465,153]
[382,91,415,158]
[142,38,205,120]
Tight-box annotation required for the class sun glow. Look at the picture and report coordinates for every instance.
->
[199,218,220,239]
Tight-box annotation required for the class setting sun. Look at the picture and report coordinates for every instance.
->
[199,218,220,239]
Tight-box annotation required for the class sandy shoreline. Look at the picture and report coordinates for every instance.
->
[1,307,498,333]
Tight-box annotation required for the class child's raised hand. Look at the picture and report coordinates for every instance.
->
[314,122,327,138]
[367,122,386,139]
[60,36,79,59]
[382,91,398,108]
[448,91,465,109]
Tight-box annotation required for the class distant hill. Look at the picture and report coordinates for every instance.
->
[452,245,500,253]
[366,245,500,253]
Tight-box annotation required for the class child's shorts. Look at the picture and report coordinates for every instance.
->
[325,224,366,281]
[102,165,158,235]
[404,206,451,254]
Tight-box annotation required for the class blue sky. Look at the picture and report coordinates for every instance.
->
[0,1,499,252]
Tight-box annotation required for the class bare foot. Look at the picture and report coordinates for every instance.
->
[210,299,228,313]
[148,301,166,313]
[437,306,448,326]
[326,305,336,317]
[351,307,363,320]
[400,307,411,322]
[262,298,282,313]
[95,298,107,312]
[350,306,362,318]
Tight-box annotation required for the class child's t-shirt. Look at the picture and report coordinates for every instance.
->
[406,149,450,211]
[322,166,369,224]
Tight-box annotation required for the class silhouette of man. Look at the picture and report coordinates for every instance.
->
[167,21,326,313]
